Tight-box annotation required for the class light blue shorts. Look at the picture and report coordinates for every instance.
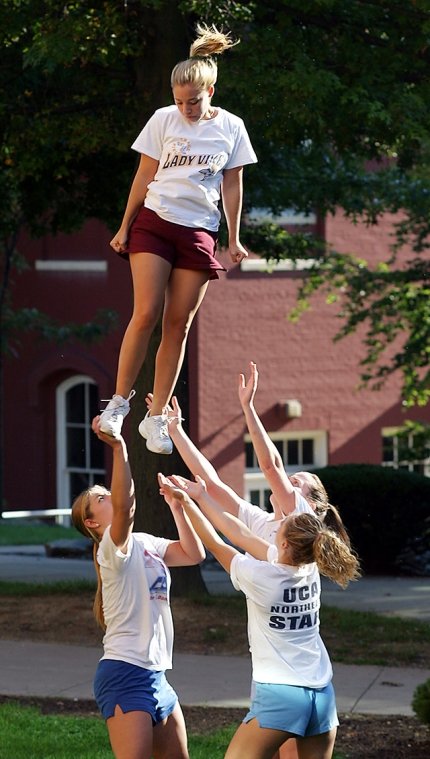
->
[94,659,178,723]
[244,681,339,737]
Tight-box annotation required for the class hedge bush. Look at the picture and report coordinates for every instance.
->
[312,464,430,574]
[412,678,430,725]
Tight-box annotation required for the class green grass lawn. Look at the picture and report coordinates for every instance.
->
[0,703,346,759]
[0,521,76,546]
[321,604,430,667]
[0,578,96,595]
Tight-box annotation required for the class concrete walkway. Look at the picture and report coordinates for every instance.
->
[1,546,430,715]
[0,638,429,716]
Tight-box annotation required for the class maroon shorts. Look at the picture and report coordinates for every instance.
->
[120,206,225,280]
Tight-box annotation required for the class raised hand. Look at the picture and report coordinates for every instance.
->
[91,416,123,448]
[145,394,183,433]
[238,361,259,409]
[158,473,206,504]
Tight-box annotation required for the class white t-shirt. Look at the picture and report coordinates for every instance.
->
[237,489,313,543]
[131,105,257,230]
[230,551,332,688]
[98,527,173,670]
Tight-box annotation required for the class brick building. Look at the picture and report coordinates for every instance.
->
[3,211,429,517]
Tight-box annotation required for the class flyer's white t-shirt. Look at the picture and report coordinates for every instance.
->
[230,552,332,688]
[98,527,174,670]
[131,105,257,230]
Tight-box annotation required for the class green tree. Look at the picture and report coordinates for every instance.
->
[2,0,430,570]
[1,0,250,591]
[211,0,430,407]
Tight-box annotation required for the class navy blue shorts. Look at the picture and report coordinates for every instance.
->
[245,681,339,737]
[121,206,225,280]
[94,659,178,723]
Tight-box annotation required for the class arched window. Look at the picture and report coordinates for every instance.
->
[56,376,105,523]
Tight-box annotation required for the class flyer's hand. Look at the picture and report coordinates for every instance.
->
[110,228,128,255]
[228,241,248,264]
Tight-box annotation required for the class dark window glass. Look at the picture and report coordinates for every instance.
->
[287,439,299,466]
[67,427,86,468]
[66,385,85,423]
[249,490,261,507]
[245,442,255,469]
[90,432,104,469]
[70,471,91,503]
[398,436,410,461]
[302,439,314,465]
[263,490,273,513]
[89,384,99,417]
[382,436,395,462]
[274,440,283,458]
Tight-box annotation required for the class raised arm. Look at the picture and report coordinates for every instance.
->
[239,362,296,517]
[158,474,271,570]
[161,487,206,567]
[92,416,135,552]
[146,394,245,518]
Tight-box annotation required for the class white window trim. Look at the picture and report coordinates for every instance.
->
[246,208,317,225]
[245,429,328,472]
[241,207,318,272]
[36,260,107,272]
[244,430,328,508]
[241,258,316,272]
[382,426,430,475]
[56,375,100,525]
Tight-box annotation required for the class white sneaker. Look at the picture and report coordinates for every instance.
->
[138,412,173,454]
[99,390,136,438]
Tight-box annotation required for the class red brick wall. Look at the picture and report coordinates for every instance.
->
[3,212,429,510]
[190,213,429,496]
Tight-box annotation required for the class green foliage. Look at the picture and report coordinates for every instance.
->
[395,421,430,461]
[412,678,430,726]
[217,1,430,406]
[1,0,430,403]
[313,464,430,573]
[288,247,430,406]
[241,221,321,263]
[2,307,118,356]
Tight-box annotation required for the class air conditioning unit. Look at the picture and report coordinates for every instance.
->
[282,399,302,419]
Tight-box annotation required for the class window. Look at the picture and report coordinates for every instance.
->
[56,376,105,524]
[244,430,327,511]
[382,427,430,476]
[249,488,273,512]
[245,437,315,469]
[240,207,320,273]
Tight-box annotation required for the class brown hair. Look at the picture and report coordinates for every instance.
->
[281,512,361,588]
[306,473,329,511]
[305,474,351,547]
[171,23,238,90]
[71,485,108,630]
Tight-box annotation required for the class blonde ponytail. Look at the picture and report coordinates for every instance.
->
[189,23,238,58]
[171,23,239,90]
[282,512,361,588]
[71,486,107,630]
